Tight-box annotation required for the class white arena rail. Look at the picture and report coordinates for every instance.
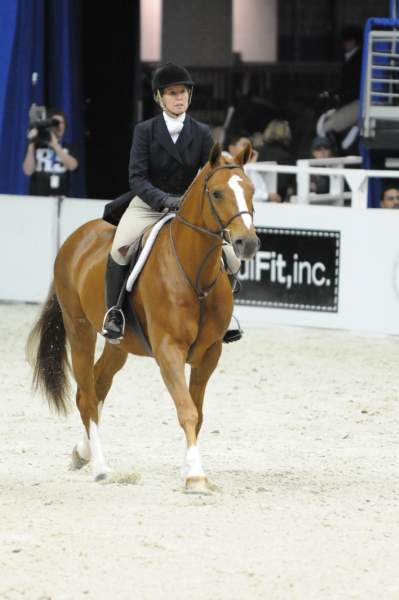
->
[245,158,399,208]
[1,188,399,336]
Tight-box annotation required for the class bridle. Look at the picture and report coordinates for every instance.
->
[169,163,254,300]
[177,163,253,244]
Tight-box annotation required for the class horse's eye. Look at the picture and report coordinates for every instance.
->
[212,190,222,200]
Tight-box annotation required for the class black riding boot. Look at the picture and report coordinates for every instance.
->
[223,274,243,343]
[101,256,129,343]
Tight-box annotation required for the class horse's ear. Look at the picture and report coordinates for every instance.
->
[236,142,252,165]
[209,142,222,167]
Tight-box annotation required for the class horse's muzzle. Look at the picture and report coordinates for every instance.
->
[232,235,260,260]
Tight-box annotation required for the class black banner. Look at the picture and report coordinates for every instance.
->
[236,227,340,312]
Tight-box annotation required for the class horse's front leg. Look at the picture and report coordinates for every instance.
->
[156,340,208,492]
[189,341,222,437]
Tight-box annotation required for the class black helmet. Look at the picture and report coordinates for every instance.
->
[152,63,194,93]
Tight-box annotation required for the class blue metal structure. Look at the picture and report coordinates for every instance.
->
[359,1,399,205]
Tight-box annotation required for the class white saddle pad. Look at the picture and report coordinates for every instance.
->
[126,213,174,292]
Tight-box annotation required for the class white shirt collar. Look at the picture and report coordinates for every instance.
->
[163,112,186,143]
[163,111,186,126]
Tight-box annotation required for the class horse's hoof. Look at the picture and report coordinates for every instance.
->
[71,445,89,470]
[93,464,108,481]
[185,476,210,494]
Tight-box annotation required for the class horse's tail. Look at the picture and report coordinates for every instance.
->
[26,283,70,415]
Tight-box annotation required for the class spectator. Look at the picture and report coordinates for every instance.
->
[225,132,281,202]
[317,25,363,153]
[22,109,78,196]
[258,119,295,201]
[310,136,333,195]
[224,133,258,162]
[380,186,399,209]
[339,25,364,106]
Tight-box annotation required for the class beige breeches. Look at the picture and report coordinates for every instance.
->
[111,196,161,264]
[110,195,241,274]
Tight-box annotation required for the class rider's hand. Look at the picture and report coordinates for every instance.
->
[162,195,181,211]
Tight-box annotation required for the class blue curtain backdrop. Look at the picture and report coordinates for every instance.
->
[47,0,85,196]
[0,0,85,196]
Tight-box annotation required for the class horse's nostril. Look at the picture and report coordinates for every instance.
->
[234,239,245,256]
[233,236,259,259]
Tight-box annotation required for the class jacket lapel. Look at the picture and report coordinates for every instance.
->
[175,115,193,153]
[154,114,183,165]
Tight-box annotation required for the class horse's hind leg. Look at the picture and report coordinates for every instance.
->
[64,315,108,481]
[94,342,128,406]
[72,341,128,473]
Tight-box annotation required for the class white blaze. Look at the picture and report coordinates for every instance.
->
[228,174,252,229]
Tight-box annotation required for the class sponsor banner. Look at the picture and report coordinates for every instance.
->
[237,227,340,312]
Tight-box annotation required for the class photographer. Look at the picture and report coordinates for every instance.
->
[22,108,78,196]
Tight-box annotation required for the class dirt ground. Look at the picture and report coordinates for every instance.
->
[1,302,399,600]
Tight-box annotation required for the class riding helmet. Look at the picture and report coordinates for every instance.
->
[151,63,194,93]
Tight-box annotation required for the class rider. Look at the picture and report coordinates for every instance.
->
[102,63,242,344]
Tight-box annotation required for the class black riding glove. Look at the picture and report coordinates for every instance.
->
[162,195,181,211]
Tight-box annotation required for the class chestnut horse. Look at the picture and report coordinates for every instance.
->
[27,143,259,492]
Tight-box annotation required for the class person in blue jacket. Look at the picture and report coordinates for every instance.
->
[102,63,242,343]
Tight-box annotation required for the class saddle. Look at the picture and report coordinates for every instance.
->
[119,213,174,354]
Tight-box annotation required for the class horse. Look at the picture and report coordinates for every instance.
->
[27,142,259,493]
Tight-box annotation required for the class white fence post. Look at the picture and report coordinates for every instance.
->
[345,171,368,209]
[296,159,310,204]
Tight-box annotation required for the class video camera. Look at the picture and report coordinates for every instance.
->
[27,104,61,146]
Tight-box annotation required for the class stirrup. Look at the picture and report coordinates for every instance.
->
[101,307,126,344]
[223,315,243,344]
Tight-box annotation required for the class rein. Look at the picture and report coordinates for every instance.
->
[169,163,253,300]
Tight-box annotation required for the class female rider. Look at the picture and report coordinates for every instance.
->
[102,63,241,343]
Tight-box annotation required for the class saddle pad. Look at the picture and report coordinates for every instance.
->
[126,212,174,292]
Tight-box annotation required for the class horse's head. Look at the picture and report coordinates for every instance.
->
[201,142,260,260]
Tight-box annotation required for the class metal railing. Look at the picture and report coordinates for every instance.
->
[363,29,399,138]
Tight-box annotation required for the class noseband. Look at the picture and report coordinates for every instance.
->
[169,163,254,301]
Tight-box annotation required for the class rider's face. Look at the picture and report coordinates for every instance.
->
[161,85,189,116]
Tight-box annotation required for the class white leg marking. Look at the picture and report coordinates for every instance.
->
[98,401,104,421]
[89,420,108,480]
[76,402,104,462]
[228,174,252,229]
[182,445,205,479]
[76,429,91,461]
